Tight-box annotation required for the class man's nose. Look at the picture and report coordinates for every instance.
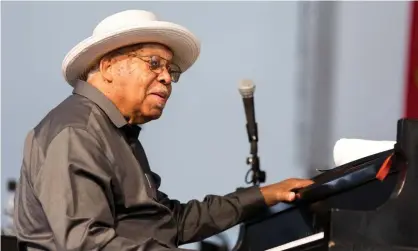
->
[157,68,172,85]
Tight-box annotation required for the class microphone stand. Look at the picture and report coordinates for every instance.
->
[231,123,266,251]
[232,80,268,251]
[245,123,266,186]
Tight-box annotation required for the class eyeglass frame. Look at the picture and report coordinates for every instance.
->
[127,53,182,83]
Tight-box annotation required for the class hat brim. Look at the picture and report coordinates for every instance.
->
[62,21,200,86]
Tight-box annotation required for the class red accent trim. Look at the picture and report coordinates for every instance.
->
[376,154,393,181]
[404,1,418,118]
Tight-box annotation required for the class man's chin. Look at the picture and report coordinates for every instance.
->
[147,108,164,120]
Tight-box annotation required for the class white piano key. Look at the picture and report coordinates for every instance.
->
[265,232,325,251]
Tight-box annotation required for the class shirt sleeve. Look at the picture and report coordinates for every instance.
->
[32,127,182,251]
[157,186,268,245]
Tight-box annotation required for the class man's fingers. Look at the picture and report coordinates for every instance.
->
[277,191,296,202]
[293,179,314,188]
[287,192,296,201]
[268,179,315,204]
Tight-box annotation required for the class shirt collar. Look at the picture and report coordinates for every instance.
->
[72,80,141,138]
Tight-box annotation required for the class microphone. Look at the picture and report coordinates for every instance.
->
[238,79,258,143]
[238,79,265,185]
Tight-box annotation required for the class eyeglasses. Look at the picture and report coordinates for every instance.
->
[133,54,182,83]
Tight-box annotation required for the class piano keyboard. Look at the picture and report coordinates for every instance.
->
[265,232,324,251]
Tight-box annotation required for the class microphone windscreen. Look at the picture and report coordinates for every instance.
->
[238,79,255,98]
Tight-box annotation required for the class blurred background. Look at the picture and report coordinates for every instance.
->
[1,1,416,250]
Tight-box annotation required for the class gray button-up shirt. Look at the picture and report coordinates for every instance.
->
[14,80,267,251]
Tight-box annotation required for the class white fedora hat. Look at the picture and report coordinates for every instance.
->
[62,10,201,86]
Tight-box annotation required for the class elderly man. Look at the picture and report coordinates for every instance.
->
[14,10,313,251]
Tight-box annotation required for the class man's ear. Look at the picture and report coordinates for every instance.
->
[99,56,113,82]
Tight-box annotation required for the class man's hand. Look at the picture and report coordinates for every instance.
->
[260,178,314,206]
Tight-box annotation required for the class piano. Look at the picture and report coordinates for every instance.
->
[232,118,418,251]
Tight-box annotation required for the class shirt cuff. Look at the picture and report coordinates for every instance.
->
[233,186,269,221]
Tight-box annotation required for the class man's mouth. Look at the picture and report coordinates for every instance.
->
[150,91,168,100]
